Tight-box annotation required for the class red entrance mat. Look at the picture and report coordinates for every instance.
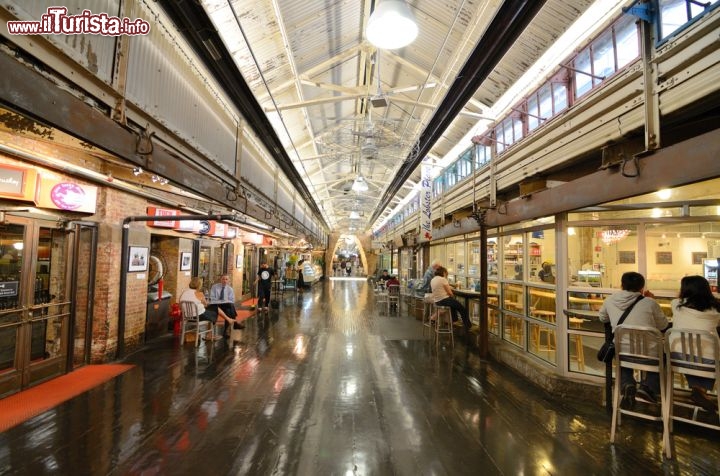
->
[0,364,133,433]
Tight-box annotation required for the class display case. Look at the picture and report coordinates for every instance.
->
[302,262,323,285]
[577,270,602,287]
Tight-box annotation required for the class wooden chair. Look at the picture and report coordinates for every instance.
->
[664,328,720,458]
[610,325,668,455]
[180,301,214,347]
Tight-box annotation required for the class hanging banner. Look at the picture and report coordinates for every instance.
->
[418,159,432,242]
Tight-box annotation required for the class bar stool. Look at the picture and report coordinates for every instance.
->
[434,304,454,350]
[568,317,586,371]
[530,310,556,351]
[421,294,435,336]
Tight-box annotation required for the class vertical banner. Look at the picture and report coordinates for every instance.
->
[419,159,432,242]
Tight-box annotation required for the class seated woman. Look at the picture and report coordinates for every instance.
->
[669,275,720,413]
[179,276,235,340]
[430,266,472,334]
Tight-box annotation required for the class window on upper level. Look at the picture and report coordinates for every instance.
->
[573,15,640,100]
[475,143,491,168]
[659,0,719,40]
[433,176,443,198]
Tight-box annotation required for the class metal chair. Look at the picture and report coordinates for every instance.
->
[610,325,668,455]
[180,301,214,347]
[386,284,400,314]
[664,328,720,458]
[375,285,388,311]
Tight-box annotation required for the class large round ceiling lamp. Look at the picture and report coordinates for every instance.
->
[366,1,418,50]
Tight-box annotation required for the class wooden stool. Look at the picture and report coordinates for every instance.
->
[569,317,585,371]
[434,304,454,350]
[530,310,556,351]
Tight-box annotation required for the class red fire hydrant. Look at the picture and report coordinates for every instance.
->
[170,303,183,336]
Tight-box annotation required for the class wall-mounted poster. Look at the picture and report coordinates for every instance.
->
[618,251,635,264]
[656,251,673,265]
[180,252,192,271]
[128,246,148,272]
[692,251,707,265]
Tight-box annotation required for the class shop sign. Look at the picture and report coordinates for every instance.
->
[212,222,227,237]
[0,164,37,201]
[0,281,18,297]
[226,227,238,239]
[195,220,215,235]
[174,220,197,232]
[35,176,97,213]
[242,232,263,244]
[147,206,179,228]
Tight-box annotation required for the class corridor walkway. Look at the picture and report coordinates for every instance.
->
[0,279,718,475]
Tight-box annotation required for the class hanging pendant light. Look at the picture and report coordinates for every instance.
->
[366,1,418,50]
[351,175,369,192]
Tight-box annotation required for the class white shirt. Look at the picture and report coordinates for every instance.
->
[669,299,720,360]
[430,275,451,303]
[180,288,205,315]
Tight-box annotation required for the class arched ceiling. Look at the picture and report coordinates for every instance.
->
[161,0,597,236]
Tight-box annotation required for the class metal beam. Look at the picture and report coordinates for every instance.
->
[369,0,547,226]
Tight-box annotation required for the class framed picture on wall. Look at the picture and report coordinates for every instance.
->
[656,251,673,265]
[128,246,148,272]
[180,251,192,271]
[692,251,707,265]
[618,251,635,264]
[236,254,242,269]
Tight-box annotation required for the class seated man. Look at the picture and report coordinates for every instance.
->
[208,274,245,337]
[180,277,234,341]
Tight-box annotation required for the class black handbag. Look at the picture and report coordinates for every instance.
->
[596,295,644,363]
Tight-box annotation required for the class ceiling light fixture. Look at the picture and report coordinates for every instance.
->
[132,166,143,176]
[351,176,369,192]
[349,210,360,219]
[366,1,418,50]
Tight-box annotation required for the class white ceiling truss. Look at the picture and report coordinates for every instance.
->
[181,0,599,235]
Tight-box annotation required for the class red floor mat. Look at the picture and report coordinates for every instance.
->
[0,364,133,432]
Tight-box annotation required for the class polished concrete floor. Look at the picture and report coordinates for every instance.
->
[1,278,718,475]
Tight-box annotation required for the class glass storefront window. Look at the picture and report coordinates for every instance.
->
[503,234,524,281]
[502,282,525,314]
[567,225,638,289]
[504,313,524,347]
[455,241,465,284]
[487,237,498,279]
[528,322,556,364]
[446,242,456,283]
[528,286,556,323]
[527,228,555,283]
[489,307,501,335]
[467,240,480,289]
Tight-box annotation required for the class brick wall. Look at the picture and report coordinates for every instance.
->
[91,188,149,362]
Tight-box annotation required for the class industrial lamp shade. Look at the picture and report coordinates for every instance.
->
[351,176,369,192]
[366,1,418,49]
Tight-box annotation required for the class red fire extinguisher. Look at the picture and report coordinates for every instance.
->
[170,302,182,336]
[157,278,164,300]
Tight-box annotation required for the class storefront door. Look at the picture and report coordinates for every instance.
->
[0,216,75,397]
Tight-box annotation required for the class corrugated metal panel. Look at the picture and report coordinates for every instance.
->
[3,0,119,83]
[125,2,237,173]
[240,147,275,195]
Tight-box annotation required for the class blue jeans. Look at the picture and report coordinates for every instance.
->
[620,368,660,394]
[435,297,470,328]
